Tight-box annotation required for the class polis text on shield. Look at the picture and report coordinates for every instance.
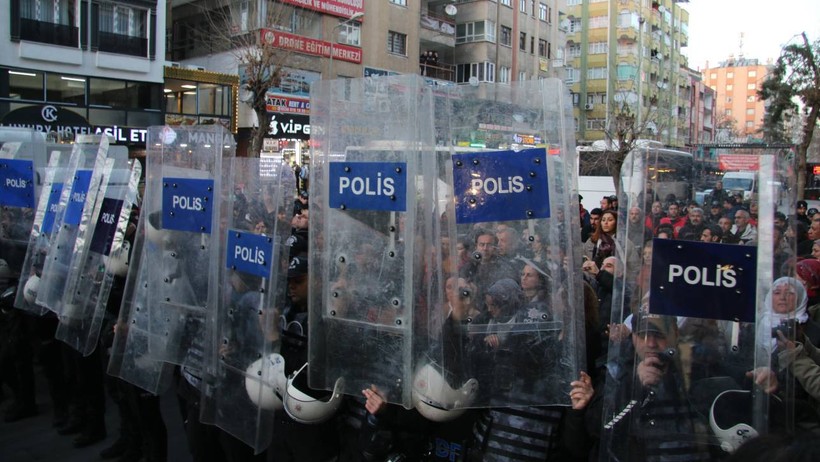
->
[338,172,395,197]
[6,178,28,188]
[172,195,203,211]
[470,176,525,195]
[668,264,737,288]
[235,244,266,266]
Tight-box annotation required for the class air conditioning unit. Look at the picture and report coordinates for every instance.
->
[584,103,594,111]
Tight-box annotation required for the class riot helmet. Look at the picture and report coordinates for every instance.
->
[23,274,39,304]
[283,363,344,424]
[412,362,478,422]
[709,389,758,453]
[244,353,287,411]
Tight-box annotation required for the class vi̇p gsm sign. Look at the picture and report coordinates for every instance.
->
[452,148,550,224]
[650,238,757,322]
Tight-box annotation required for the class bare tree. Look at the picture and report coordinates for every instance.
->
[196,0,293,157]
[760,32,820,200]
[581,93,662,196]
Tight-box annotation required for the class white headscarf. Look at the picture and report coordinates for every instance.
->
[759,277,809,352]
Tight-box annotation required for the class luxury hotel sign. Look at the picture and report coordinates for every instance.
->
[0,105,147,143]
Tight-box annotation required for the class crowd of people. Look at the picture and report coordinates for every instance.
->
[3,174,820,462]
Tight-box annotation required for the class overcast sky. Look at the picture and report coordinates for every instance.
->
[681,0,820,70]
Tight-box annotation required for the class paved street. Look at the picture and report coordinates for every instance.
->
[0,365,191,462]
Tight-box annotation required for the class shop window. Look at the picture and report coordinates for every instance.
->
[46,73,85,105]
[4,68,45,101]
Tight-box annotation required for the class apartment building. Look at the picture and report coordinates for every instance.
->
[563,0,690,147]
[1,0,167,154]
[702,56,770,140]
[683,65,715,146]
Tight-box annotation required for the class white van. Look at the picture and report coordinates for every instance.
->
[722,171,756,201]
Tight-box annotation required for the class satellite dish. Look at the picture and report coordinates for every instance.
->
[468,76,479,86]
[445,4,458,16]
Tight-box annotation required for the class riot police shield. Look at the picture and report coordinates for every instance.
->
[36,136,127,313]
[0,130,48,282]
[141,125,234,371]
[14,149,72,314]
[416,79,583,413]
[597,145,795,460]
[309,75,583,411]
[199,156,294,452]
[107,210,174,394]
[54,157,141,355]
[309,75,436,408]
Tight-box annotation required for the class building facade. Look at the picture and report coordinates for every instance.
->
[701,56,770,141]
[167,0,563,156]
[563,0,690,147]
[684,65,715,146]
[1,0,167,155]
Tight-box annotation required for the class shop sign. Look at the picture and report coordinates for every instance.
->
[260,29,361,64]
[268,113,310,140]
[0,104,149,144]
[280,0,363,20]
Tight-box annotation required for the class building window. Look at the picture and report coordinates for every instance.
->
[567,0,581,5]
[566,67,579,83]
[519,71,526,81]
[455,62,496,83]
[499,0,511,6]
[726,84,733,92]
[569,19,581,33]
[747,95,756,102]
[46,73,86,105]
[538,39,548,57]
[568,44,581,57]
[748,70,757,78]
[571,92,580,106]
[590,16,609,29]
[746,108,755,116]
[726,72,734,79]
[98,2,148,56]
[4,68,45,100]
[726,97,732,103]
[500,26,512,47]
[519,0,527,13]
[725,109,732,116]
[499,66,511,84]
[339,21,361,47]
[710,73,717,79]
[747,83,756,90]
[389,0,406,5]
[519,32,526,51]
[586,119,604,130]
[745,121,754,128]
[589,41,607,54]
[539,3,548,21]
[387,31,406,55]
[456,20,496,44]
[587,67,607,80]
[530,36,535,54]
[17,0,78,47]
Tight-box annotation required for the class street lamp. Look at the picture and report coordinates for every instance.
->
[329,12,365,79]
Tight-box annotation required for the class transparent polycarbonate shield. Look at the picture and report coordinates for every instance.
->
[142,125,235,370]
[309,76,582,410]
[37,136,127,313]
[0,132,49,285]
[55,158,141,355]
[14,148,73,314]
[309,75,437,408]
[416,79,583,411]
[598,147,795,460]
[199,156,294,452]
[107,213,174,394]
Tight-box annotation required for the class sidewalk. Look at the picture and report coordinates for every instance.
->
[0,365,191,462]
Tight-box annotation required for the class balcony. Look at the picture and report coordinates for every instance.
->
[420,61,454,83]
[98,31,148,57]
[19,18,78,47]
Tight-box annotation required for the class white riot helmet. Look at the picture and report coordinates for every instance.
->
[104,240,131,277]
[709,389,758,453]
[283,362,344,424]
[23,274,40,304]
[412,363,478,422]
[244,353,287,411]
[144,211,170,246]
